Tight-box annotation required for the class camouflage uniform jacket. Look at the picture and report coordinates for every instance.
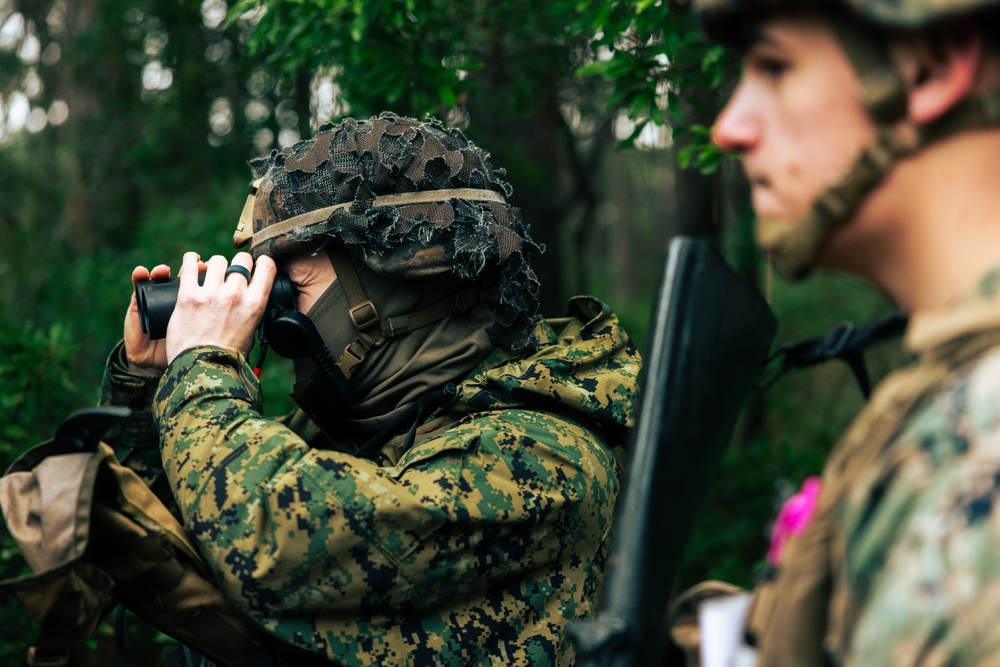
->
[100,295,640,666]
[751,271,1000,666]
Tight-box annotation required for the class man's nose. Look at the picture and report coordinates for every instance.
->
[711,83,759,155]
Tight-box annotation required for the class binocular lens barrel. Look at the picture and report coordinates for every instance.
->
[135,274,205,340]
[135,271,295,341]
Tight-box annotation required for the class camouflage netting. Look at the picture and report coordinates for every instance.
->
[245,112,544,351]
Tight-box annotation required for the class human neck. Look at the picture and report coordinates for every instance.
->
[857,128,1000,314]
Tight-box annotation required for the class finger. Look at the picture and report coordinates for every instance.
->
[248,255,277,305]
[132,264,172,288]
[128,266,150,311]
[149,264,171,280]
[204,254,228,286]
[179,252,201,290]
[131,265,151,285]
[231,251,254,274]
[224,265,251,286]
[225,252,254,286]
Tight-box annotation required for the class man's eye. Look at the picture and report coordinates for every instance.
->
[753,56,789,79]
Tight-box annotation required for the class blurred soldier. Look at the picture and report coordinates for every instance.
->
[687,0,1000,664]
[101,113,641,665]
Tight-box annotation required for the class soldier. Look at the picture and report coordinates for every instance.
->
[688,0,1000,664]
[101,113,641,665]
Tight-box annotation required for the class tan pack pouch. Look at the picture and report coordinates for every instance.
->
[0,437,266,667]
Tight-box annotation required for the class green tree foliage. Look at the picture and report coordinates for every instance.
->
[234,0,732,160]
[573,1,733,167]
[0,309,77,463]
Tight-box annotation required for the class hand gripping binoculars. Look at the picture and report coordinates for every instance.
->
[135,271,296,340]
[135,270,353,433]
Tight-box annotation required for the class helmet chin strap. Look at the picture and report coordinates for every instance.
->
[758,126,917,279]
[763,9,1000,280]
[323,245,478,380]
[761,9,912,279]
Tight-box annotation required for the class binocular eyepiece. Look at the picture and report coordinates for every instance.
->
[135,271,296,340]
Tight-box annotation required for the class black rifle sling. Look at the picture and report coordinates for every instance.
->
[760,311,908,399]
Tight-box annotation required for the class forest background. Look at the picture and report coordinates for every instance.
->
[0,0,906,662]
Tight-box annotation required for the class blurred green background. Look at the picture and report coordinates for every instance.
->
[0,0,907,663]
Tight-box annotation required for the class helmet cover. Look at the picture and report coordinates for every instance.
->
[242,112,544,351]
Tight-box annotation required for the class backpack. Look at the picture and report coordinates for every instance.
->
[0,407,275,667]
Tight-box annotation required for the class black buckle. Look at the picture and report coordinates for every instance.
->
[758,322,855,392]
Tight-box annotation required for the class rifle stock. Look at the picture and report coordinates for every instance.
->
[569,236,776,667]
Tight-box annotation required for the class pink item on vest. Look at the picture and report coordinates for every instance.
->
[767,476,822,566]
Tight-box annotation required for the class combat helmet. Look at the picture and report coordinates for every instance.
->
[696,0,1000,278]
[235,111,542,353]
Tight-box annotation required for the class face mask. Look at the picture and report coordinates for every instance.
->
[268,251,495,440]
[263,279,354,437]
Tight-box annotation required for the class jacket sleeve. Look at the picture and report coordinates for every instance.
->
[98,341,172,500]
[153,345,619,624]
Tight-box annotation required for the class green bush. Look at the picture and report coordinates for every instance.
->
[0,312,78,455]
[0,307,80,664]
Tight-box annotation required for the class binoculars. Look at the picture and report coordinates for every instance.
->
[135,271,295,340]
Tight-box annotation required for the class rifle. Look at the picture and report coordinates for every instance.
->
[568,236,777,667]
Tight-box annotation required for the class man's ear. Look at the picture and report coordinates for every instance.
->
[896,28,982,125]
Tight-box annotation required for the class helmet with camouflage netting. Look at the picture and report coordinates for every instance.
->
[234,112,544,351]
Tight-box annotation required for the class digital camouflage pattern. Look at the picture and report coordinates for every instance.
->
[746,268,1000,666]
[838,270,1000,664]
[101,296,640,666]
